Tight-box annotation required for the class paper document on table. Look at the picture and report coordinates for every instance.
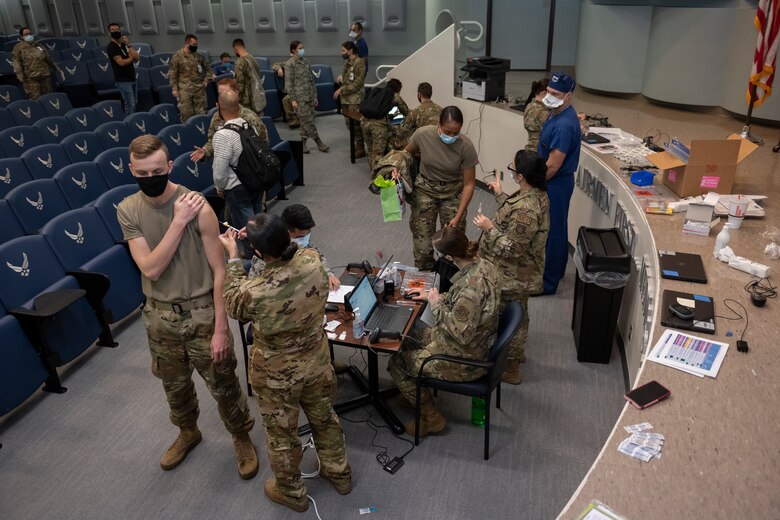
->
[327,285,354,304]
[576,500,626,520]
[648,329,728,378]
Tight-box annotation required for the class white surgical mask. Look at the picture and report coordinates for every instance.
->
[292,233,311,248]
[23,34,34,43]
[349,31,358,39]
[542,92,565,109]
[439,132,458,145]
[297,49,305,58]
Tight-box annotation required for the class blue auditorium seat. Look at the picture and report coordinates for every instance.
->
[91,48,108,60]
[185,114,211,147]
[61,48,91,63]
[150,52,173,68]
[53,163,110,208]
[0,235,113,389]
[0,84,23,107]
[256,57,270,71]
[93,100,124,125]
[33,116,74,144]
[311,65,338,112]
[46,50,62,63]
[95,148,133,188]
[0,126,42,158]
[65,106,100,132]
[132,43,153,56]
[125,112,159,138]
[0,52,16,79]
[172,154,215,194]
[61,131,105,163]
[135,67,155,112]
[0,107,14,131]
[7,99,47,125]
[259,69,277,92]
[39,38,69,51]
[261,116,282,146]
[42,207,144,323]
[0,199,26,244]
[68,37,97,50]
[95,121,132,150]
[5,179,72,234]
[149,65,177,105]
[0,306,51,414]
[150,103,180,127]
[58,60,94,107]
[38,92,73,117]
[21,144,72,180]
[0,158,34,198]
[87,58,120,99]
[158,124,195,160]
[94,185,139,242]
[264,89,284,120]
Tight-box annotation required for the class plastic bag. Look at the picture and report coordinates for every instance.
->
[573,246,630,289]
[380,181,402,222]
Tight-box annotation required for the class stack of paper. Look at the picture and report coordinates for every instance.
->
[618,423,664,463]
[647,329,728,378]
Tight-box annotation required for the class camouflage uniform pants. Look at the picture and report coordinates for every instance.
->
[387,124,409,151]
[341,103,364,151]
[22,76,52,100]
[502,296,529,362]
[282,96,299,125]
[295,100,320,141]
[142,302,254,434]
[410,180,466,271]
[178,87,207,122]
[250,337,350,499]
[361,118,388,174]
[388,328,485,405]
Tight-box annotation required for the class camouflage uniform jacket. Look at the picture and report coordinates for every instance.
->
[479,187,550,299]
[402,100,442,136]
[428,258,500,360]
[284,57,316,103]
[203,105,269,157]
[169,49,213,92]
[373,149,415,192]
[12,40,57,79]
[338,57,365,105]
[523,99,550,152]
[234,54,264,109]
[248,243,332,279]
[224,249,328,357]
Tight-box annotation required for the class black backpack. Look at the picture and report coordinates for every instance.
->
[360,86,395,119]
[223,122,281,193]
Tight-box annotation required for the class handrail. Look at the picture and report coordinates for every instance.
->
[365,64,396,88]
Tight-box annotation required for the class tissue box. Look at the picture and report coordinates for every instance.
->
[683,203,715,237]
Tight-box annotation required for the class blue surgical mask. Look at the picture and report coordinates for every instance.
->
[292,233,311,248]
[439,131,459,145]
[23,35,34,43]
[297,49,305,58]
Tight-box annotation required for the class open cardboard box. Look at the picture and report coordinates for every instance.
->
[647,135,758,198]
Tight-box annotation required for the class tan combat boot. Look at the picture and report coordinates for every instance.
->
[404,399,446,437]
[302,138,310,154]
[501,360,522,385]
[393,394,415,410]
[264,479,309,512]
[314,137,330,152]
[354,147,366,158]
[332,360,348,374]
[232,433,259,480]
[320,471,352,495]
[160,426,202,470]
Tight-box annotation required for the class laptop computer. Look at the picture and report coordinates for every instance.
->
[348,274,413,335]
[581,132,611,144]
[661,290,715,334]
[658,251,707,283]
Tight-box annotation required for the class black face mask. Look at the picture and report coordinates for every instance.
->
[136,173,169,197]
[110,31,122,40]
[341,53,349,60]
[188,45,198,53]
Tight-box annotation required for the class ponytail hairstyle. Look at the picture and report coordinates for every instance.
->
[290,40,302,54]
[432,226,479,260]
[246,213,298,261]
[513,149,548,192]
[342,41,358,55]
[524,77,550,106]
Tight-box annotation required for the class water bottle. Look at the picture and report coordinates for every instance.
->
[352,308,365,338]
[470,397,486,427]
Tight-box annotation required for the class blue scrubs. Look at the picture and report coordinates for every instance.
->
[354,37,369,68]
[537,104,581,294]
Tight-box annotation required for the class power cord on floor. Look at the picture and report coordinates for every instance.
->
[308,495,323,520]
[340,410,415,469]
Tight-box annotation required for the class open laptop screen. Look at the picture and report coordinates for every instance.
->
[348,276,377,320]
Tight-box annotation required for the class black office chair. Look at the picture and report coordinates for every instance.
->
[413,301,523,460]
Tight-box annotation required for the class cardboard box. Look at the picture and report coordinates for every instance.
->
[647,135,758,198]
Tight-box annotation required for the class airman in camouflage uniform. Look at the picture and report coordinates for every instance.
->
[233,39,266,115]
[272,61,300,128]
[400,101,442,147]
[117,137,256,479]
[335,42,366,157]
[523,98,550,152]
[388,255,500,436]
[202,106,269,158]
[362,85,409,172]
[223,247,351,512]
[169,34,214,122]
[12,28,59,99]
[387,93,411,151]
[285,41,328,153]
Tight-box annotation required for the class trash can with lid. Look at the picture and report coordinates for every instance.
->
[571,227,632,364]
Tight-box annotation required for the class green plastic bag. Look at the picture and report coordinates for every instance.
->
[380,181,402,222]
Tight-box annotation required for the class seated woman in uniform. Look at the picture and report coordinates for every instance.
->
[220,214,351,514]
[387,226,500,437]
[474,150,550,385]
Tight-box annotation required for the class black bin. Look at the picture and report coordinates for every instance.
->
[571,227,632,364]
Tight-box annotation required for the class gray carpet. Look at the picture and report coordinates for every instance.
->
[0,113,626,520]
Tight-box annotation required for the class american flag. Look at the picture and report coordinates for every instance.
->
[748,0,780,106]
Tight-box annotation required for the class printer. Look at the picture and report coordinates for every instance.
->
[460,56,511,102]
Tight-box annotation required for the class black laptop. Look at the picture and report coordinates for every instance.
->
[582,132,611,144]
[348,275,413,335]
[661,290,715,334]
[658,251,707,283]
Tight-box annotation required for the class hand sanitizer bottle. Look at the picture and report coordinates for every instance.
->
[713,223,731,257]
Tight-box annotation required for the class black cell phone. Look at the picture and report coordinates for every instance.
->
[624,380,671,410]
[669,303,694,320]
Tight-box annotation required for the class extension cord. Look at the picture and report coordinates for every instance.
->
[383,457,404,474]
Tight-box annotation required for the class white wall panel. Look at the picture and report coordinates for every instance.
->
[52,0,80,36]
[282,0,306,32]
[347,0,370,30]
[133,0,159,35]
[314,0,338,32]
[28,0,54,36]
[221,0,246,33]
[160,1,186,35]
[79,0,105,35]
[105,0,131,34]
[251,0,277,33]
[190,0,215,34]
[381,0,405,31]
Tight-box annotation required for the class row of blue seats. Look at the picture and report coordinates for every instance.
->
[2,35,105,51]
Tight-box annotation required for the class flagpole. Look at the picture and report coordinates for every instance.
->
[740,84,765,145]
